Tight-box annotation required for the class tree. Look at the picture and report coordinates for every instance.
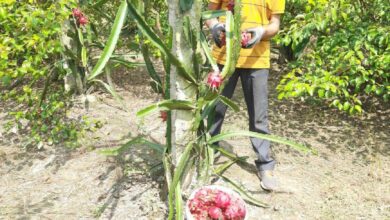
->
[276,0,389,114]
[168,0,200,184]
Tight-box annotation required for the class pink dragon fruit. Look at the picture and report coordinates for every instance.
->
[207,71,223,90]
[72,8,82,18]
[237,203,246,218]
[187,187,246,220]
[224,205,240,219]
[189,198,203,213]
[241,32,252,48]
[208,206,223,219]
[78,16,88,26]
[227,0,235,12]
[159,111,168,122]
[220,31,226,47]
[215,191,231,208]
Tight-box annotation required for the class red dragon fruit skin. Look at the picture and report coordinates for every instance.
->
[195,188,209,198]
[208,206,223,219]
[241,32,252,48]
[72,8,82,18]
[159,111,168,122]
[78,16,88,26]
[207,71,223,90]
[188,187,246,220]
[237,202,246,218]
[227,0,235,12]
[220,32,226,46]
[189,198,200,212]
[224,205,240,219]
[215,191,231,208]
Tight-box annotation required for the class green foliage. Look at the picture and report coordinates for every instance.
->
[0,0,149,148]
[127,1,197,84]
[0,0,86,147]
[0,0,73,85]
[88,0,129,80]
[276,0,390,114]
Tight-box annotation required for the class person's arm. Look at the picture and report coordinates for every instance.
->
[244,14,282,48]
[205,2,222,28]
[262,14,281,40]
[205,2,226,48]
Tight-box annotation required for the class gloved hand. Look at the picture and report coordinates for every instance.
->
[243,26,265,49]
[211,23,226,48]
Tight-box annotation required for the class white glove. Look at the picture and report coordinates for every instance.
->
[244,27,265,48]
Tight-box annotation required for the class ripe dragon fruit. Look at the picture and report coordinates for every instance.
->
[72,8,88,26]
[241,32,252,48]
[237,204,246,218]
[215,191,231,208]
[159,111,168,122]
[72,8,82,18]
[189,198,204,213]
[224,205,240,219]
[208,206,223,219]
[220,31,226,47]
[187,187,246,220]
[227,0,235,12]
[78,16,88,26]
[195,188,210,199]
[207,71,223,90]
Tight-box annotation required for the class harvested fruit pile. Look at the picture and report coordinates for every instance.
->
[187,186,247,220]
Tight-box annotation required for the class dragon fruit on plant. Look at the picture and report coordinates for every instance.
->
[72,8,83,18]
[207,71,223,90]
[78,16,88,26]
[227,0,235,12]
[159,111,168,122]
[72,8,88,26]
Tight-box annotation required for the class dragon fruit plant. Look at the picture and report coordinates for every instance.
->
[93,1,311,219]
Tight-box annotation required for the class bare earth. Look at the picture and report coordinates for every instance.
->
[0,63,389,220]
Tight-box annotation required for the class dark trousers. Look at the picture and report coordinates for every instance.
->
[209,68,275,171]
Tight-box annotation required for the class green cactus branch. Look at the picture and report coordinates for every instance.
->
[126,0,197,84]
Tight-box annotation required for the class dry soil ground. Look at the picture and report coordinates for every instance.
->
[0,63,389,220]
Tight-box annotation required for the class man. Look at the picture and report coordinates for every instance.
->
[206,0,285,191]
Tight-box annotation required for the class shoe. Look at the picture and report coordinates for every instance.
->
[258,170,279,191]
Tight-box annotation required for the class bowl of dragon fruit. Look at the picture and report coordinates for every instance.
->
[185,185,247,220]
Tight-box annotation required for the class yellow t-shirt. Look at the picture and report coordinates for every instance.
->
[209,0,285,68]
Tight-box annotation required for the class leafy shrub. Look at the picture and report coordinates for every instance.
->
[0,0,82,147]
[276,0,389,114]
